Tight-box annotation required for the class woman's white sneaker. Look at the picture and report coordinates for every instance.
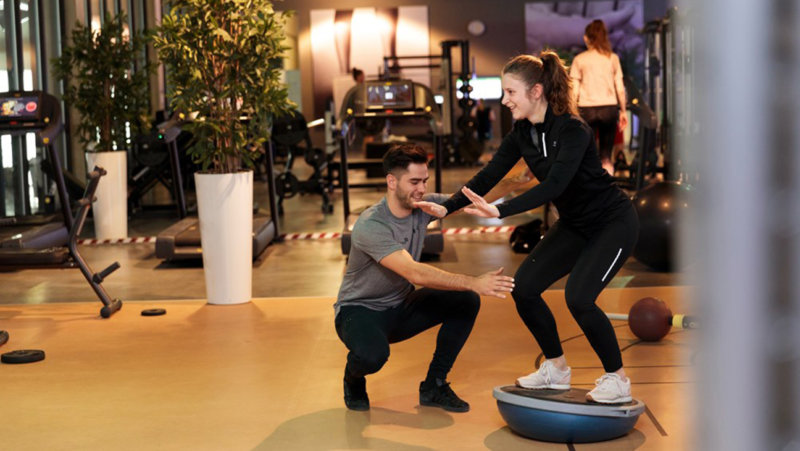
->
[586,373,632,404]
[515,360,571,389]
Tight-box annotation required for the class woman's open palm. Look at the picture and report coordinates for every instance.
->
[461,187,500,218]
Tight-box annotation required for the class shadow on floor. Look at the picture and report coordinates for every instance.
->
[254,407,454,450]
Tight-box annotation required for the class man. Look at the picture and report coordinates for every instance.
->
[334,143,515,412]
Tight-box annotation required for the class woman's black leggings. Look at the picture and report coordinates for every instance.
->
[579,105,619,163]
[511,205,638,372]
[335,288,480,382]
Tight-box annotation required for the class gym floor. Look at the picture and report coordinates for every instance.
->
[0,156,694,449]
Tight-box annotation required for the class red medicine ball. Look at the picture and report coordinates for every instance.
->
[628,297,672,342]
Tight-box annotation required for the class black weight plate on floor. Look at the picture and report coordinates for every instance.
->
[1,349,45,364]
[141,308,167,316]
[0,330,8,346]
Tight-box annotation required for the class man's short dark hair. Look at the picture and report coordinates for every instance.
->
[382,143,428,175]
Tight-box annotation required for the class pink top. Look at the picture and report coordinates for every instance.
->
[570,49,626,109]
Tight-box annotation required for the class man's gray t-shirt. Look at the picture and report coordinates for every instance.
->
[335,194,447,315]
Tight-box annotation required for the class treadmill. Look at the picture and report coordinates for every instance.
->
[154,115,279,261]
[0,91,123,318]
[336,79,444,256]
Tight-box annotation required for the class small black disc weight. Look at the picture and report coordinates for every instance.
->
[2,349,45,364]
[0,330,8,346]
[141,308,167,316]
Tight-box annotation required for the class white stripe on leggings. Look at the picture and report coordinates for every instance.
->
[601,248,623,282]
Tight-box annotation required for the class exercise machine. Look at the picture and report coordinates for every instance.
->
[336,79,444,256]
[610,76,660,192]
[0,91,122,318]
[383,40,480,166]
[128,114,194,216]
[271,109,333,215]
[638,8,696,184]
[154,115,279,261]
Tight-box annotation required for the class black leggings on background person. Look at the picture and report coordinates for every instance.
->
[579,105,619,164]
[512,204,638,373]
[335,289,480,382]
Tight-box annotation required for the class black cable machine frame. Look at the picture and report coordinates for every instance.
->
[382,40,481,166]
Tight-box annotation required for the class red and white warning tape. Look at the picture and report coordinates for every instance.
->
[281,231,343,241]
[282,225,515,240]
[442,225,515,235]
[78,236,156,245]
[76,225,516,245]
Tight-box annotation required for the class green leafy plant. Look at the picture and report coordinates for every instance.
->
[52,12,152,152]
[153,0,292,173]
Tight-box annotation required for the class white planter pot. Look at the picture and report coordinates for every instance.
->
[195,171,253,305]
[86,151,127,240]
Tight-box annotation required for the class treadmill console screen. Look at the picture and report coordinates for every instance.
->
[0,95,41,122]
[365,81,414,110]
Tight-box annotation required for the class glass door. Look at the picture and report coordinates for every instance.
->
[0,0,60,218]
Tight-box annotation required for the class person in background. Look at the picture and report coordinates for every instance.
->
[570,19,628,175]
[473,98,496,145]
[352,67,365,84]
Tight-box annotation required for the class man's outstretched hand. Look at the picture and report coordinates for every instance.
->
[471,267,515,298]
[413,201,447,218]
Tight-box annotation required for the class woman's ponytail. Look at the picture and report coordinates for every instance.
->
[539,51,577,116]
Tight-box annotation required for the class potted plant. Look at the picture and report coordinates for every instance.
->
[52,12,152,240]
[153,0,291,304]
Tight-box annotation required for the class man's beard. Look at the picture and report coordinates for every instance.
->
[395,188,420,210]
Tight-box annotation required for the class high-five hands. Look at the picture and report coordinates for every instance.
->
[412,187,501,218]
[472,267,515,298]
[462,187,500,218]
[412,201,447,218]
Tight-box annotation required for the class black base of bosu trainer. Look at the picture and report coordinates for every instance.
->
[493,386,645,443]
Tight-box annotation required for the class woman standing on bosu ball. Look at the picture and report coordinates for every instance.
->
[415,51,639,403]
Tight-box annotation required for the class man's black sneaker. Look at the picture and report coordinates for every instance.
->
[343,374,369,411]
[419,378,470,412]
